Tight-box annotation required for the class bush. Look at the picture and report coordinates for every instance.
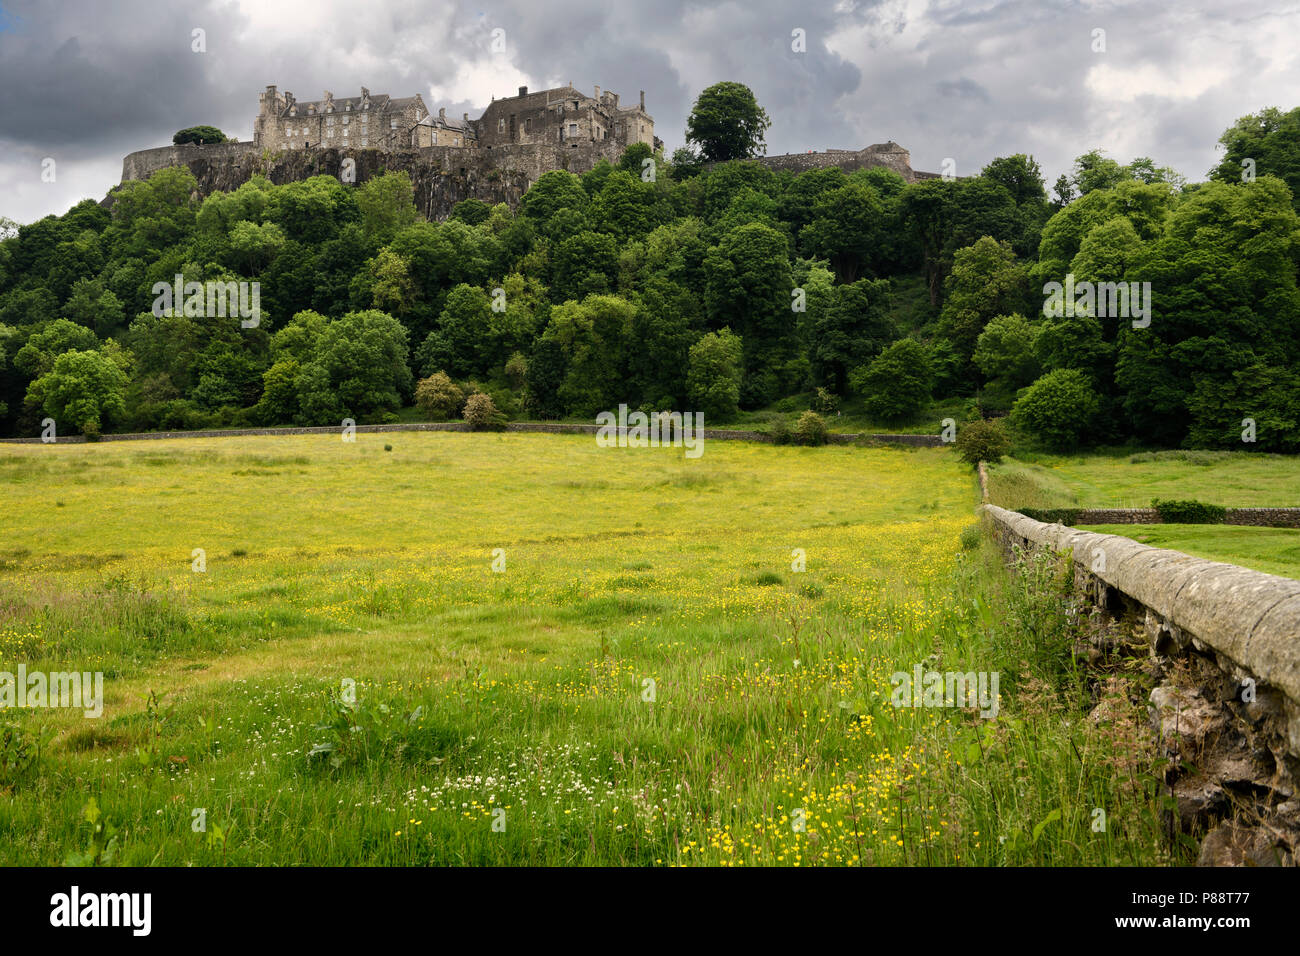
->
[793,410,829,446]
[959,523,983,551]
[1010,368,1098,449]
[1152,499,1227,524]
[463,393,504,431]
[414,372,465,419]
[955,417,1011,465]
[812,387,839,414]
[769,417,792,445]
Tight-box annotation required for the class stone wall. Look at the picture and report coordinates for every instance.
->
[1071,507,1300,529]
[982,503,1300,865]
[1,422,945,447]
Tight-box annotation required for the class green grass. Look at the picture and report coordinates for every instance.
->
[987,449,1300,510]
[1081,524,1300,580]
[0,433,1183,865]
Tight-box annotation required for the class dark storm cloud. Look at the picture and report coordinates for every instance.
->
[1,0,1298,223]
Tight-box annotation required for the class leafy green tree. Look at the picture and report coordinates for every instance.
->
[539,295,634,417]
[13,319,99,379]
[799,182,885,282]
[1211,106,1300,208]
[356,171,419,242]
[450,198,492,225]
[703,222,793,406]
[1011,368,1099,448]
[686,328,743,420]
[939,237,1030,369]
[685,82,772,163]
[173,126,228,145]
[296,310,411,424]
[808,278,894,393]
[25,348,128,433]
[521,171,590,228]
[850,339,933,424]
[416,284,492,377]
[973,313,1040,413]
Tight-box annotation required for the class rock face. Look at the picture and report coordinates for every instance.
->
[983,502,1300,866]
[116,138,939,219]
[116,140,639,220]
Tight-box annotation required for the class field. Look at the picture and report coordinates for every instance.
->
[986,450,1300,509]
[987,451,1300,579]
[0,434,1180,866]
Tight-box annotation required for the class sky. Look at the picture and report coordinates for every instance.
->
[1,0,1298,225]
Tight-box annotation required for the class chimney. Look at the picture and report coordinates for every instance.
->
[594,85,601,100]
[463,112,469,122]
[612,93,619,109]
[439,107,446,122]
[518,85,528,96]
[639,90,645,111]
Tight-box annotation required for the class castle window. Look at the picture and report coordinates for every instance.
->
[390,118,398,129]
[327,116,334,126]
[302,127,308,136]
[498,118,505,132]
[361,114,368,124]
[361,138,368,147]
[327,128,334,138]
[568,123,577,137]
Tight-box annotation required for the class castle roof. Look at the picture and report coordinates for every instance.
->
[282,92,424,116]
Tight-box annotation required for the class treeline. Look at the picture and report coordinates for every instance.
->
[2,105,1299,450]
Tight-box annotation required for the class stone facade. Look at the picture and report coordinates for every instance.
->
[474,84,658,153]
[255,86,432,151]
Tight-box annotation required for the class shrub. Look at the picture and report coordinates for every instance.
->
[960,523,983,551]
[769,417,792,445]
[686,328,743,421]
[1152,499,1226,524]
[955,418,1011,465]
[463,393,503,431]
[812,387,839,415]
[1010,368,1098,449]
[793,410,829,446]
[414,372,465,419]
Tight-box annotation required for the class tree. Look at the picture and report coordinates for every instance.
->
[850,339,933,424]
[939,237,1030,370]
[463,392,502,430]
[685,82,772,163]
[25,349,128,433]
[296,310,411,424]
[356,171,418,241]
[799,182,885,282]
[808,278,894,393]
[973,313,1040,413]
[173,126,227,145]
[686,328,743,421]
[1211,106,1300,209]
[1011,368,1099,448]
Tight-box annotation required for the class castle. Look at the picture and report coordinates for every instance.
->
[253,83,660,155]
[117,83,933,220]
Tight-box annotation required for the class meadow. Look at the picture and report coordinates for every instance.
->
[0,433,1184,865]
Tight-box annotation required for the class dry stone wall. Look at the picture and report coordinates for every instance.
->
[982,503,1300,865]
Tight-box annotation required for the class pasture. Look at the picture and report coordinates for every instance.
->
[0,434,1177,865]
